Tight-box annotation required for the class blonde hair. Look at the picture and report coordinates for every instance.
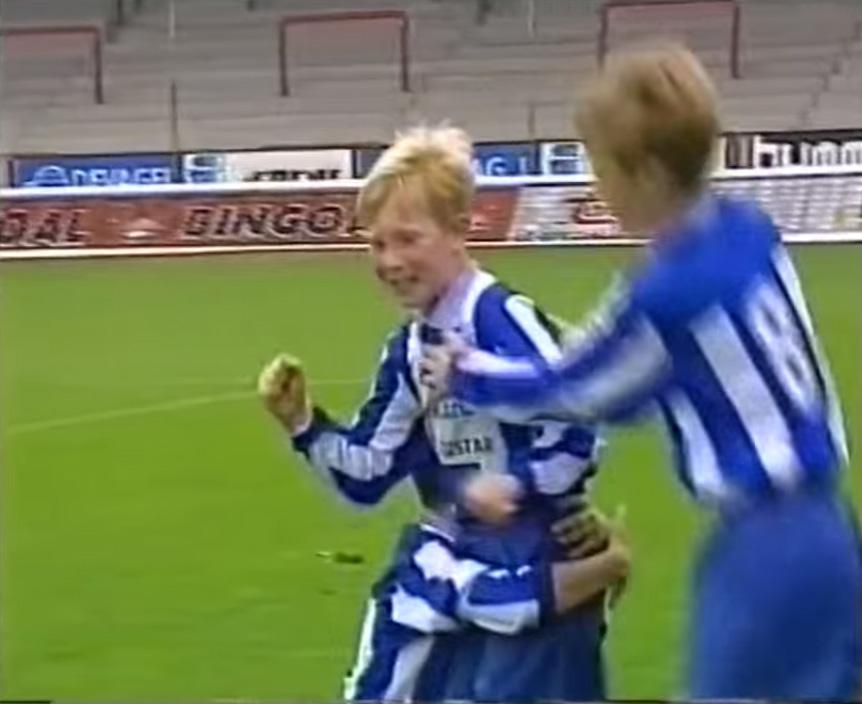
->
[575,43,720,194]
[357,125,475,231]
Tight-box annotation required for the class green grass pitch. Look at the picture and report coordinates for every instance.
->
[1,245,859,700]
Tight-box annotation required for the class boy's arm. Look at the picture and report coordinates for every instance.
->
[259,329,423,506]
[393,517,630,636]
[439,282,672,425]
[456,509,630,633]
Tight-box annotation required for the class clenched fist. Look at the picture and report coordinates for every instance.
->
[257,353,312,434]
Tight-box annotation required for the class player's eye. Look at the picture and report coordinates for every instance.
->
[395,229,421,246]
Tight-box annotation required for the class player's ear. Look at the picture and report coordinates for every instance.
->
[453,212,471,237]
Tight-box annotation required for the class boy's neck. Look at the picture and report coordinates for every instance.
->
[421,254,475,318]
[645,189,703,242]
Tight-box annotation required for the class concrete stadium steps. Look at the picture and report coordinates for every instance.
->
[177,111,403,149]
[531,97,810,137]
[0,0,113,26]
[402,106,534,141]
[2,0,862,152]
[178,91,411,119]
[804,107,862,130]
[4,120,174,154]
[809,93,862,125]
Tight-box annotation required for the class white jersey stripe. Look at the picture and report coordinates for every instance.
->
[458,595,540,636]
[307,373,418,482]
[504,295,563,362]
[772,247,849,465]
[343,599,379,701]
[569,317,670,418]
[390,585,459,633]
[666,389,732,503]
[529,452,593,495]
[370,375,420,452]
[383,635,436,702]
[692,305,802,490]
[412,540,487,590]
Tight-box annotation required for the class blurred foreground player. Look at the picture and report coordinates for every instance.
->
[422,45,862,700]
[258,126,629,701]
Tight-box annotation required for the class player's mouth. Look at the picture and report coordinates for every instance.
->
[383,275,422,299]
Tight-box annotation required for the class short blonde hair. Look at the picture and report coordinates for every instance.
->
[357,125,475,231]
[575,43,720,194]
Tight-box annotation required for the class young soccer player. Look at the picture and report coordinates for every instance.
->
[258,125,629,702]
[421,44,862,700]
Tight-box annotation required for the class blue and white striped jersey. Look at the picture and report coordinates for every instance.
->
[293,268,601,566]
[451,196,848,507]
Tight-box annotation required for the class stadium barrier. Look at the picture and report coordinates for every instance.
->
[1,166,861,260]
[8,129,862,188]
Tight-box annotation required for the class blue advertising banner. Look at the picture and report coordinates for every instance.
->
[473,142,537,176]
[354,142,538,178]
[13,154,175,188]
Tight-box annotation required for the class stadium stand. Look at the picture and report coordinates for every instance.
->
[1,0,861,154]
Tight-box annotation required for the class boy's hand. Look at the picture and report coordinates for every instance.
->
[462,473,523,526]
[553,502,611,559]
[257,353,312,434]
[419,332,467,403]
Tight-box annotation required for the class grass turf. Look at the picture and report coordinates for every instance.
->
[0,245,858,700]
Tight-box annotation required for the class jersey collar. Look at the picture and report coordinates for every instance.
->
[424,264,483,329]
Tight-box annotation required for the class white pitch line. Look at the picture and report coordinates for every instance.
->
[5,391,255,436]
[4,378,367,437]
[167,377,366,388]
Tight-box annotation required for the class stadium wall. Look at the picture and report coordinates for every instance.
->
[1,165,862,260]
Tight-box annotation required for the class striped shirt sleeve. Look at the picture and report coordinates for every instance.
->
[389,530,555,636]
[292,327,424,506]
[455,282,672,425]
[473,290,601,496]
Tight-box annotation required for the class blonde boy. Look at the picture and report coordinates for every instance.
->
[259,126,629,701]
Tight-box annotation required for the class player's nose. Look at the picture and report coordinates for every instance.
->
[375,247,405,273]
